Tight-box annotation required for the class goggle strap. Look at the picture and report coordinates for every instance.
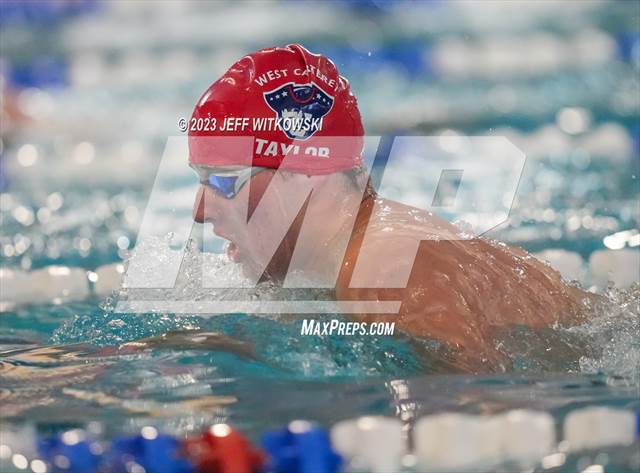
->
[234,167,269,195]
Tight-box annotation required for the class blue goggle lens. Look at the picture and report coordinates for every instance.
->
[208,174,239,199]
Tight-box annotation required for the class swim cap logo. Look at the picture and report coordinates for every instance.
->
[264,82,333,140]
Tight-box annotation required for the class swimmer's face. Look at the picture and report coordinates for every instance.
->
[192,169,303,281]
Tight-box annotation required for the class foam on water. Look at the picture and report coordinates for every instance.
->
[42,241,419,378]
[568,284,640,382]
[41,238,640,382]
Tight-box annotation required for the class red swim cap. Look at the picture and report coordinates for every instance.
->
[188,44,364,175]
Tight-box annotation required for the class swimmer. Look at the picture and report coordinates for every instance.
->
[189,44,592,372]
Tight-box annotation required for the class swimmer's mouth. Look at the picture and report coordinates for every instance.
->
[226,241,240,262]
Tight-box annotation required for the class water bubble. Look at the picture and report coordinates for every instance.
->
[12,206,35,226]
[17,144,38,167]
[99,297,114,312]
[36,207,51,223]
[46,193,64,211]
[73,141,95,165]
[12,453,28,470]
[556,107,591,135]
[30,459,47,473]
[117,236,130,250]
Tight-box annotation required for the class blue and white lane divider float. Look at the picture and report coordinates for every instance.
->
[414,410,556,471]
[1,407,639,473]
[564,407,638,452]
[0,262,124,310]
[331,416,406,473]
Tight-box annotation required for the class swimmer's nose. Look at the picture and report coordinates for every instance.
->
[192,185,206,223]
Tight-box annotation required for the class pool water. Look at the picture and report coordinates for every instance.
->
[1,1,639,464]
[1,300,640,471]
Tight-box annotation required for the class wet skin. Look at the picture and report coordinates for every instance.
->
[335,197,590,371]
[193,170,592,372]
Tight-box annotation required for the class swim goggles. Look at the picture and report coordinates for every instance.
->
[190,164,269,199]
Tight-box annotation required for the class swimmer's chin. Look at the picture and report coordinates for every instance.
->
[230,255,264,281]
[223,245,287,283]
[239,260,287,284]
